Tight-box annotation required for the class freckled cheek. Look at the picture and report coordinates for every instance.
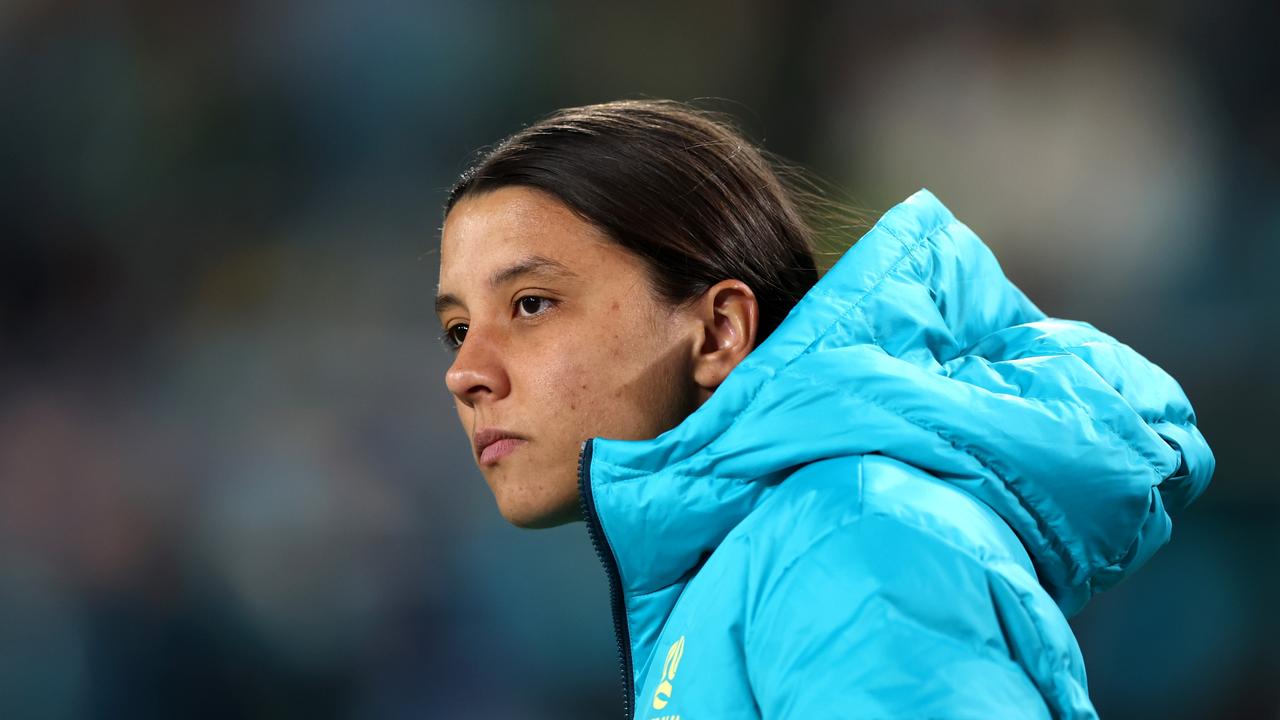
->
[529,351,594,414]
[525,318,635,418]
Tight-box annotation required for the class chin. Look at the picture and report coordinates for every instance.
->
[498,498,581,530]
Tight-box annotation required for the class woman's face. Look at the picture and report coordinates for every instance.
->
[436,186,706,528]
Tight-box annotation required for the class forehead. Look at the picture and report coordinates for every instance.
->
[438,186,624,282]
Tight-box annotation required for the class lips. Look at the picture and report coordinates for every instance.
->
[473,427,529,463]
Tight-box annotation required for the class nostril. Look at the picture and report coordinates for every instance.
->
[443,337,509,401]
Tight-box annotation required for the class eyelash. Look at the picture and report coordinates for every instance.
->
[439,295,556,352]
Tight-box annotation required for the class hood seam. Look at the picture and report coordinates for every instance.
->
[783,367,1089,587]
[591,458,765,484]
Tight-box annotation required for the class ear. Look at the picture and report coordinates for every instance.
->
[690,279,758,392]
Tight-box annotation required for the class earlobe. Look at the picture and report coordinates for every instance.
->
[692,280,758,389]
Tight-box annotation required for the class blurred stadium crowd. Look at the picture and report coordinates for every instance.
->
[1,1,1276,718]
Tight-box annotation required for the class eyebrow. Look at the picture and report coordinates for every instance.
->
[435,255,578,317]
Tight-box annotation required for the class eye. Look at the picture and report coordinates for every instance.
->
[437,296,554,353]
[439,322,467,351]
[516,295,554,317]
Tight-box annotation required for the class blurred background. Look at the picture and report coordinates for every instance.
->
[1,1,1276,718]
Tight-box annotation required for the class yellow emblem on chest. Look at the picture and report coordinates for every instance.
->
[650,635,686,711]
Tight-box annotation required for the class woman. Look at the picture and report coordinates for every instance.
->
[434,100,1215,719]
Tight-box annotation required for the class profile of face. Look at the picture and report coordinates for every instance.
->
[437,186,758,528]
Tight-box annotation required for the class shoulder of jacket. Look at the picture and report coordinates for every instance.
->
[728,453,1035,600]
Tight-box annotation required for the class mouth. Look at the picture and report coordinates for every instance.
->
[474,428,529,466]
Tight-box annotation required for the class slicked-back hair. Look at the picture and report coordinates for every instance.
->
[446,99,834,347]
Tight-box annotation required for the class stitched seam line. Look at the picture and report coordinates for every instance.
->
[719,363,1083,583]
[590,459,760,484]
[745,510,1050,674]
[975,338,1177,480]
[793,370,1088,583]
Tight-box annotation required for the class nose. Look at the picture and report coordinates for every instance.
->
[444,326,511,407]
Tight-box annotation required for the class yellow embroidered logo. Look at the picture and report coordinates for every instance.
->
[651,635,686,712]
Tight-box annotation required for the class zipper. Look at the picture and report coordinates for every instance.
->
[578,438,635,720]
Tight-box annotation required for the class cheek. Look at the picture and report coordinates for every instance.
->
[523,302,664,425]
[528,348,595,414]
[453,392,474,425]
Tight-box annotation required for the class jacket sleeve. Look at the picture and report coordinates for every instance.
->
[744,512,1096,720]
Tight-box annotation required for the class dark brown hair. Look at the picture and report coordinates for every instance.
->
[444,99,863,346]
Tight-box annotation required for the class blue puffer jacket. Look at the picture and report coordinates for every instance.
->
[577,188,1215,719]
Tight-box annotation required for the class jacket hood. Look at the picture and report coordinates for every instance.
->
[584,187,1215,620]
